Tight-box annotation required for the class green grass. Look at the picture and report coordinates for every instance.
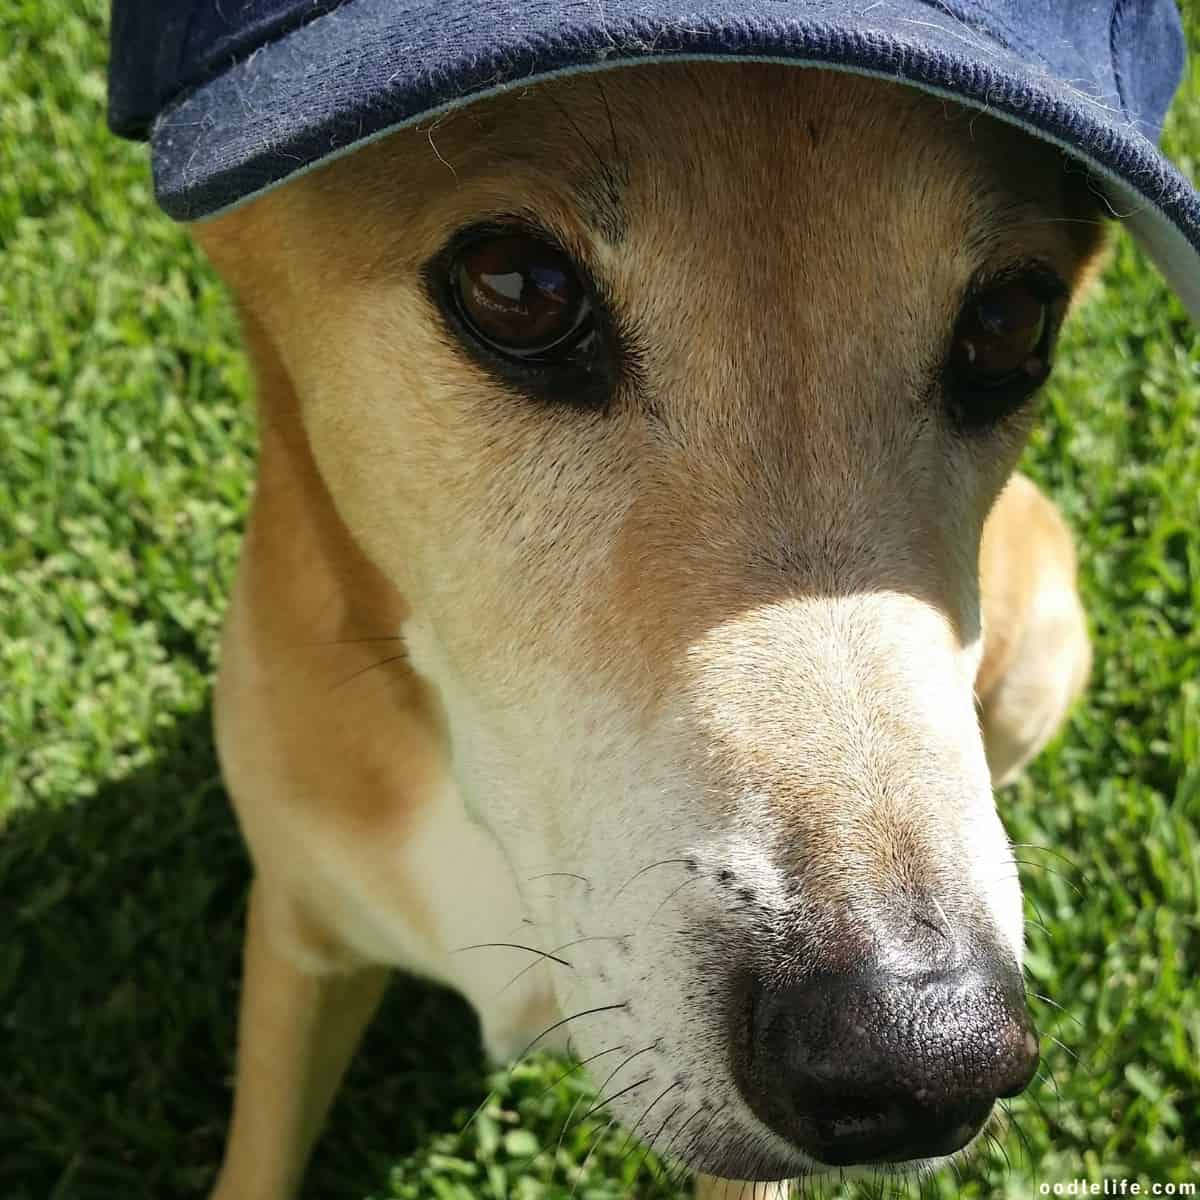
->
[1,2,1197,1198]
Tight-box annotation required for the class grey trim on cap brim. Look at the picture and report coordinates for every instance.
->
[1112,179,1200,318]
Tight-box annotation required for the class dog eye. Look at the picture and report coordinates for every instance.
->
[946,274,1066,429]
[451,232,595,361]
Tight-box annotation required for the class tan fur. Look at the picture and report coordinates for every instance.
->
[977,473,1091,785]
[194,64,1105,1198]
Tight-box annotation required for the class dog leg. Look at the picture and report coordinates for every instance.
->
[211,878,390,1200]
[977,474,1091,787]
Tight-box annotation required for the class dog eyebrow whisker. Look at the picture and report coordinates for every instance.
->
[1023,1094,1056,1151]
[629,1094,687,1179]
[494,933,631,997]
[586,1041,658,1098]
[611,857,696,902]
[513,1002,629,1065]
[595,77,623,179]
[644,875,702,929]
[546,90,609,176]
[457,1001,631,1138]
[985,870,1023,889]
[531,1043,625,1104]
[673,1101,729,1181]
[1032,1060,1060,1104]
[1023,890,1052,937]
[1009,840,1089,881]
[1010,858,1086,898]
[527,870,593,895]
[554,1062,603,1160]
[307,633,405,646]
[1002,213,1108,231]
[557,1044,657,1185]
[668,1103,718,1183]
[575,1072,655,1127]
[984,1125,1012,1171]
[528,870,591,882]
[614,1077,683,1160]
[327,652,409,691]
[656,1099,707,1175]
[450,941,574,968]
[1030,1066,1062,1107]
[999,1097,1037,1168]
[543,88,628,242]
[568,1112,623,1200]
[1044,1031,1083,1067]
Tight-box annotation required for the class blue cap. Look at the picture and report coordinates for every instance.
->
[108,1,1198,317]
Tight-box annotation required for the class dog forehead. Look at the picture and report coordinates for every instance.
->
[601,67,984,244]
[291,62,1081,288]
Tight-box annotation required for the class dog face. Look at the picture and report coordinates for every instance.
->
[199,65,1103,1179]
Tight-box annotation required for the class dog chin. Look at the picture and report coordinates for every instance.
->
[685,1134,972,1186]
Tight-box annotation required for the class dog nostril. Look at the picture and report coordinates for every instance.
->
[734,957,1038,1165]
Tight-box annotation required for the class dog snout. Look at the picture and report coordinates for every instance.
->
[733,952,1038,1166]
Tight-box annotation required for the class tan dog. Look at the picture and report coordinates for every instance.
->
[192,64,1103,1199]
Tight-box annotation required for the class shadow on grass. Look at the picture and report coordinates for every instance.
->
[0,704,488,1200]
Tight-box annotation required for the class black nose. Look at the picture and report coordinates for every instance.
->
[734,960,1039,1165]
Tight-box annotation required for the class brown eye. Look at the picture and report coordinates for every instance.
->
[452,232,594,360]
[947,273,1066,428]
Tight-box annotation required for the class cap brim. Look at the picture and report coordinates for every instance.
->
[151,0,1200,320]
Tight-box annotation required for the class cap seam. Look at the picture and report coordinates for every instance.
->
[1110,0,1134,121]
